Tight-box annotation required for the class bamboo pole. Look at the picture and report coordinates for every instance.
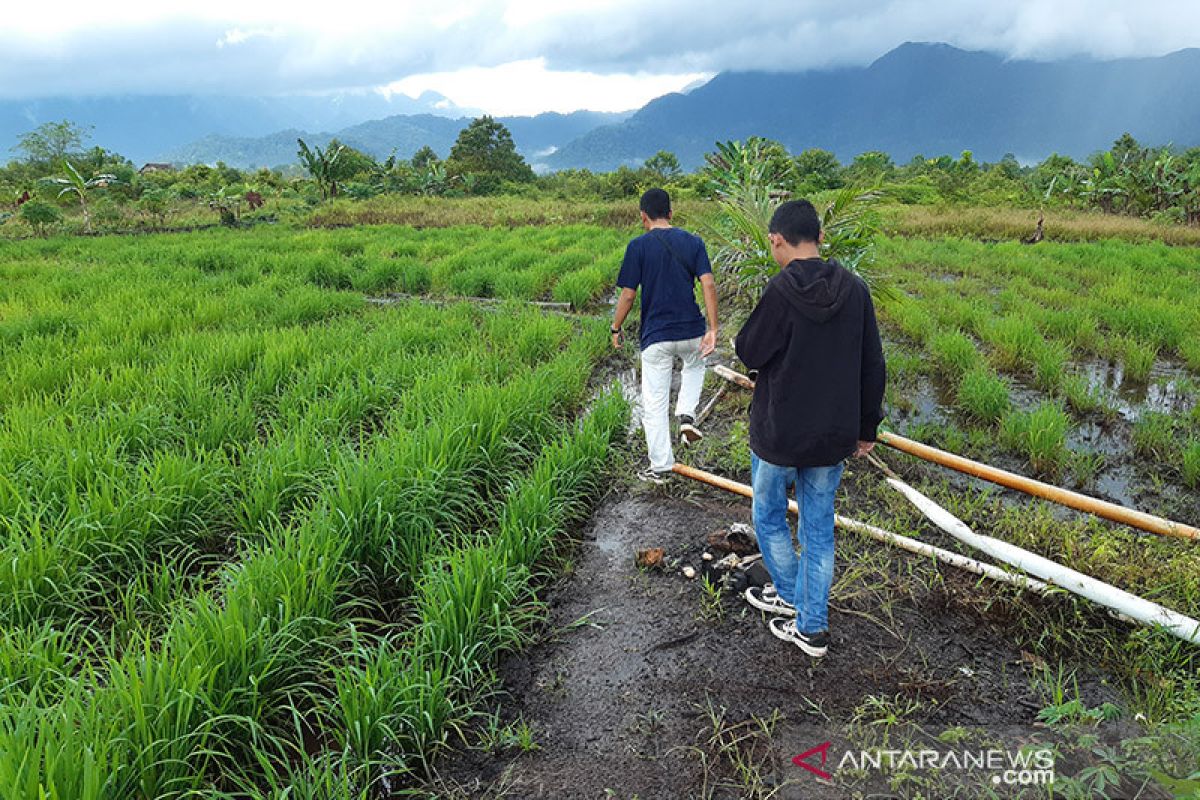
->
[702,364,1199,542]
[878,432,1199,542]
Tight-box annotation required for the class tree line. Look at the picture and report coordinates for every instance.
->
[3,116,1199,237]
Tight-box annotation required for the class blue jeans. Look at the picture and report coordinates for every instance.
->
[751,453,845,635]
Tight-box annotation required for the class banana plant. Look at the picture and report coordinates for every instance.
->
[297,138,346,200]
[42,160,117,233]
[702,139,886,302]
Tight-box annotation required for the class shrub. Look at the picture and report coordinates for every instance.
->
[19,200,61,236]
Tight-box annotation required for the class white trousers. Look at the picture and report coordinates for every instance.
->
[640,337,706,472]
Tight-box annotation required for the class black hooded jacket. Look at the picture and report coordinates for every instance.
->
[734,257,886,468]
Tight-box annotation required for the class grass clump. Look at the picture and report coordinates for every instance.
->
[956,368,1010,424]
[1183,439,1200,489]
[1118,336,1159,383]
[1132,412,1176,460]
[1000,402,1070,476]
[1060,372,1110,417]
[982,315,1042,373]
[929,329,981,378]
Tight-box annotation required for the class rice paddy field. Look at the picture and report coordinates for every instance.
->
[0,223,629,795]
[1,204,1199,797]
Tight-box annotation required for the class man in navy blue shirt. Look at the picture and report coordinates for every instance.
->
[611,188,719,483]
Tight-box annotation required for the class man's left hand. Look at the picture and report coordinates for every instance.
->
[853,440,875,457]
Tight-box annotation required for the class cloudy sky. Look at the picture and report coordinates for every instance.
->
[5,0,1200,115]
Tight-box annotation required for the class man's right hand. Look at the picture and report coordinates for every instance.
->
[700,329,717,356]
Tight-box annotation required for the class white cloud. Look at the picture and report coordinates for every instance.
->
[1,0,1198,107]
[384,58,708,116]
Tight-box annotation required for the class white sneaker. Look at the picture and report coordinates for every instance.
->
[636,467,671,485]
[769,617,829,657]
[744,584,796,616]
[678,414,703,445]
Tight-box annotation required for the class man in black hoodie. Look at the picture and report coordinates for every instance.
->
[734,200,886,657]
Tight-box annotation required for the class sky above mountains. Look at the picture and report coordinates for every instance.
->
[5,0,1200,115]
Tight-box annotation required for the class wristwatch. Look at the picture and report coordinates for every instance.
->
[611,327,621,334]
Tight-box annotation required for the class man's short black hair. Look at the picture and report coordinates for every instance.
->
[769,200,821,245]
[640,188,671,220]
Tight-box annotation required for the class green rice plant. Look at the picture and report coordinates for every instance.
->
[551,265,611,308]
[1044,308,1099,352]
[330,632,436,769]
[1070,450,1105,488]
[1000,402,1070,476]
[446,264,499,297]
[1029,339,1070,392]
[956,367,1010,424]
[929,329,981,378]
[1118,336,1158,383]
[982,315,1041,373]
[1060,372,1109,417]
[879,295,933,342]
[1183,439,1200,489]
[1132,412,1176,460]
[884,348,927,385]
[1181,339,1200,372]
[493,269,541,299]
[351,257,430,295]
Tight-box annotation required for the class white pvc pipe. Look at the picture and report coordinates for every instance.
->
[885,477,1200,645]
[835,514,1054,596]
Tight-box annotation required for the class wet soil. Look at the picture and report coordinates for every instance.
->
[428,481,1136,799]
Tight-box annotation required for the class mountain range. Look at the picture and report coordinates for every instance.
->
[546,43,1200,170]
[4,43,1200,172]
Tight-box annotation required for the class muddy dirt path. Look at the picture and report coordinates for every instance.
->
[430,480,1129,799]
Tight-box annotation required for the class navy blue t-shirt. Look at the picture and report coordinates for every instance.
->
[616,227,712,350]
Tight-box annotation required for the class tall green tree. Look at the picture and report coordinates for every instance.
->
[643,150,681,182]
[411,145,440,170]
[793,148,842,190]
[446,116,534,192]
[15,120,91,166]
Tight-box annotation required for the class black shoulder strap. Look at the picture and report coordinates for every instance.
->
[650,229,694,277]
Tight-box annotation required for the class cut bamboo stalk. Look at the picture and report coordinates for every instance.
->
[695,385,727,427]
[670,464,1053,596]
[701,363,1199,542]
[711,364,755,389]
[878,432,1199,542]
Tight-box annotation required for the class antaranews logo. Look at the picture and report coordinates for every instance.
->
[792,743,1056,787]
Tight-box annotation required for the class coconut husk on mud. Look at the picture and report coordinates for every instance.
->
[634,547,665,569]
